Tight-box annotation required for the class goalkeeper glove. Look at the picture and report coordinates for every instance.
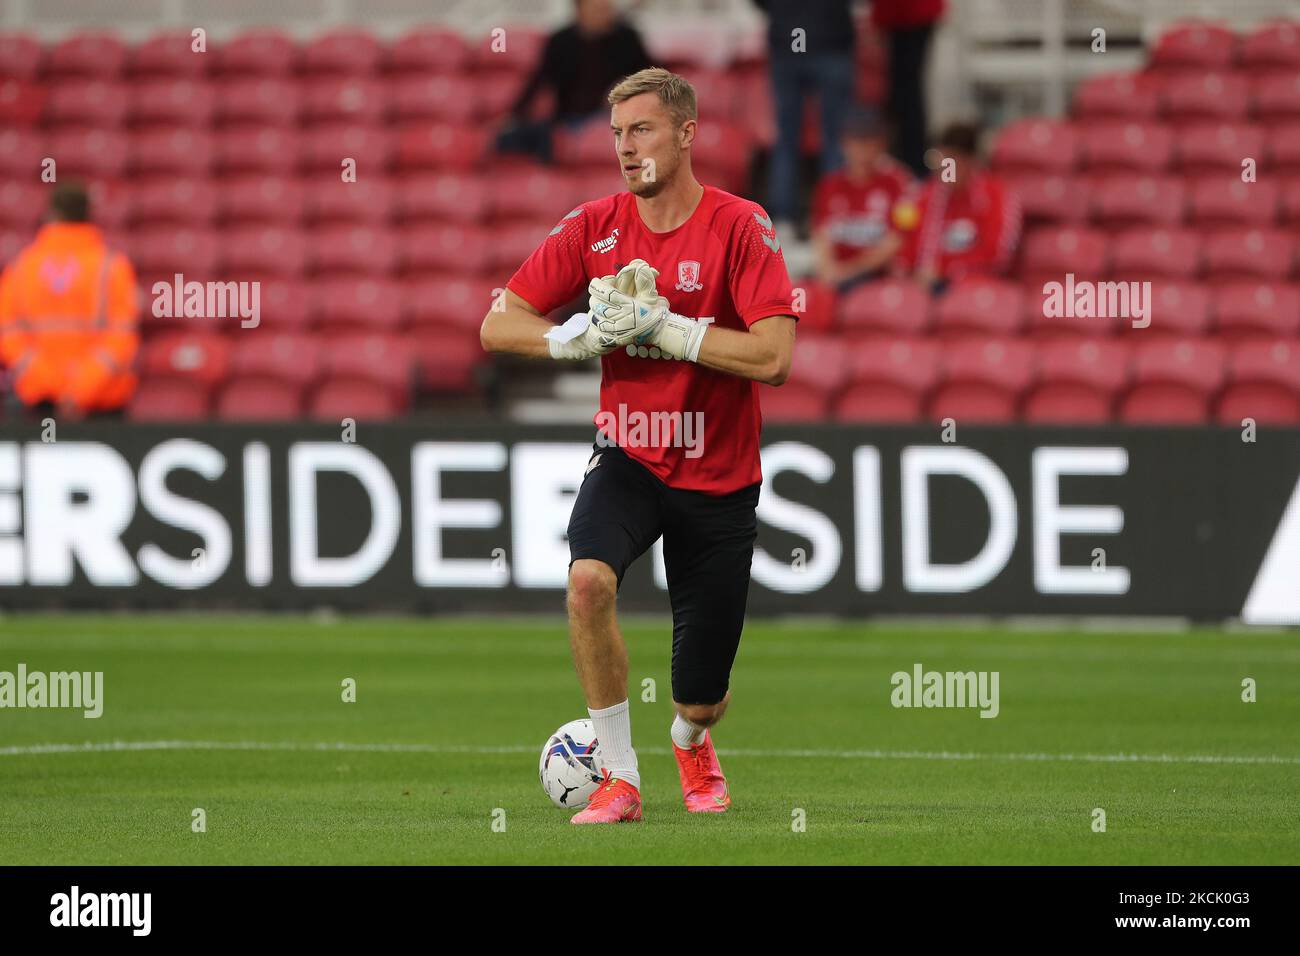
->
[589,259,710,362]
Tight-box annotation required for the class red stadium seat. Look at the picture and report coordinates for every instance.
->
[130,127,215,176]
[837,279,931,338]
[1267,123,1300,174]
[1281,177,1300,223]
[309,380,406,420]
[1240,22,1300,71]
[932,277,1025,338]
[0,181,44,229]
[0,34,42,81]
[312,277,405,331]
[1016,226,1108,283]
[1072,72,1162,120]
[1077,121,1174,173]
[1010,173,1090,224]
[216,175,307,225]
[1135,280,1212,338]
[1249,71,1300,122]
[0,128,41,177]
[220,226,309,278]
[131,226,220,282]
[86,180,133,231]
[1174,123,1265,175]
[1023,276,1125,339]
[46,32,128,78]
[554,120,620,167]
[129,31,209,78]
[396,172,490,224]
[214,127,300,174]
[251,280,314,332]
[131,178,218,225]
[1212,281,1300,339]
[398,224,491,274]
[303,174,394,224]
[1149,22,1237,71]
[785,334,850,394]
[45,79,129,127]
[0,76,44,125]
[1156,71,1250,122]
[470,25,547,73]
[1187,177,1278,226]
[312,333,413,417]
[310,224,399,276]
[300,29,382,75]
[929,338,1036,423]
[215,30,297,76]
[128,377,210,421]
[1216,338,1300,423]
[1090,174,1186,227]
[1111,227,1202,280]
[1203,228,1294,280]
[759,383,830,422]
[388,28,472,75]
[395,122,489,170]
[229,331,321,385]
[1023,338,1130,423]
[216,377,305,420]
[692,121,753,178]
[390,74,480,122]
[405,275,500,331]
[990,119,1079,173]
[141,332,231,387]
[212,78,300,125]
[835,337,941,422]
[490,167,585,221]
[129,78,216,127]
[490,222,553,272]
[407,331,485,392]
[1119,338,1225,423]
[297,123,390,171]
[47,128,129,178]
[301,77,388,123]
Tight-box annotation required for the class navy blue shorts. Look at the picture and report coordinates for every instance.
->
[567,444,760,705]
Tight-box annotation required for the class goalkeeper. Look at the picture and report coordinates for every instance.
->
[480,68,797,825]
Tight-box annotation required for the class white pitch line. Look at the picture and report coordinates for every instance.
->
[0,740,1297,766]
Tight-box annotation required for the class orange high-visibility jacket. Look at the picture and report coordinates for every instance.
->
[0,223,140,411]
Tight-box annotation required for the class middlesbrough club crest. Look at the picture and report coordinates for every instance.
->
[674,260,703,292]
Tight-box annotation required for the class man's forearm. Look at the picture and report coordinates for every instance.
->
[695,319,794,386]
[480,305,561,360]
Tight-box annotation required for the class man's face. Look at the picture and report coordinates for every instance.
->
[611,93,690,198]
[843,133,884,174]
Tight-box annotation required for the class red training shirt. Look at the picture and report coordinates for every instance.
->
[507,184,796,494]
[811,157,914,262]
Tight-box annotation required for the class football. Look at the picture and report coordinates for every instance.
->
[539,718,605,809]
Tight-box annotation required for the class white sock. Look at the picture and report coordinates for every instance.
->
[671,713,707,750]
[588,700,639,790]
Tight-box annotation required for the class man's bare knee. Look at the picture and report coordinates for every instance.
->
[567,560,617,623]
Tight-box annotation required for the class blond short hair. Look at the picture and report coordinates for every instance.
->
[607,67,697,128]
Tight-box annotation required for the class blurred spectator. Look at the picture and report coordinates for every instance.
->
[496,0,652,164]
[753,0,857,236]
[810,106,913,291]
[895,123,1021,293]
[873,0,946,177]
[0,183,140,420]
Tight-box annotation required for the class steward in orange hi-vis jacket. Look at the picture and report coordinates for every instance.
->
[0,185,140,415]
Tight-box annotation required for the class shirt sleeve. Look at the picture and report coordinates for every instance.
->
[506,205,589,315]
[728,204,796,326]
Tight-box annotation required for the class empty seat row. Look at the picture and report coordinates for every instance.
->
[0,29,547,81]
[763,335,1300,425]
[1018,226,1300,281]
[1014,173,1300,226]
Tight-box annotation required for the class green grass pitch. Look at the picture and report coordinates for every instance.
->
[0,613,1296,865]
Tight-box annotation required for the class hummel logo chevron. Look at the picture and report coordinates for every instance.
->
[753,212,781,252]
[585,454,602,476]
